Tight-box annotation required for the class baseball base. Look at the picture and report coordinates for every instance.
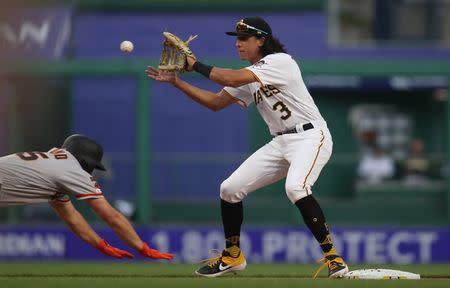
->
[344,268,420,280]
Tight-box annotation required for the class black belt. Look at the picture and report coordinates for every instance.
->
[275,123,314,136]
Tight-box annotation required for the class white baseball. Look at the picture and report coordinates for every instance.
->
[120,40,134,53]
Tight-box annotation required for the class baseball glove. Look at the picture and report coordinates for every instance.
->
[158,32,198,72]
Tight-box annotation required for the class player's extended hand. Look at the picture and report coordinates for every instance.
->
[97,239,134,259]
[146,66,177,84]
[140,243,175,260]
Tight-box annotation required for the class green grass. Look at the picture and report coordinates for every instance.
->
[1,262,449,288]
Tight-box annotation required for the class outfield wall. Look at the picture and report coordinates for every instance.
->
[0,226,449,263]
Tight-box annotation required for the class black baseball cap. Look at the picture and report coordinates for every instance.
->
[226,17,272,37]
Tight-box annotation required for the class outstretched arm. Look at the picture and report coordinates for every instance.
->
[86,197,174,260]
[85,197,143,250]
[50,200,133,259]
[186,56,258,87]
[146,67,238,111]
[210,67,257,87]
[50,200,102,247]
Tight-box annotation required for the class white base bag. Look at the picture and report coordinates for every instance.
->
[344,269,420,280]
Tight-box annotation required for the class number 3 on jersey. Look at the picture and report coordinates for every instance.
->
[273,101,291,120]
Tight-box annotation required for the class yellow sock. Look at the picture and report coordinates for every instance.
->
[320,234,338,258]
[225,245,240,258]
[324,247,337,258]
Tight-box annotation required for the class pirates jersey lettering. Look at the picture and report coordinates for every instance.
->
[223,53,325,135]
[253,85,281,105]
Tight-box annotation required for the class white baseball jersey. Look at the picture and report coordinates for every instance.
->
[0,148,103,206]
[224,52,325,135]
[219,52,333,204]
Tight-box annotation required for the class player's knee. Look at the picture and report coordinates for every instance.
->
[220,179,247,203]
[285,183,309,204]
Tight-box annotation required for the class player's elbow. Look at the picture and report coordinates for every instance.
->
[209,105,224,112]
[207,99,227,112]
[208,93,234,112]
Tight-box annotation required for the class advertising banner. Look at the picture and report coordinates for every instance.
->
[0,6,72,59]
[1,226,448,263]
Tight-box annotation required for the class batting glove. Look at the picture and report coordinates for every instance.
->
[140,243,175,260]
[97,239,134,259]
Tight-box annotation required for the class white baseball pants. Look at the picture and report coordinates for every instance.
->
[220,128,333,204]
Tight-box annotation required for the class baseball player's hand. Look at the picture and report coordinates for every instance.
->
[139,243,175,260]
[97,239,134,259]
[146,66,177,84]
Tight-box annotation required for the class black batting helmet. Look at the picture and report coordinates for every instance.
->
[62,134,106,174]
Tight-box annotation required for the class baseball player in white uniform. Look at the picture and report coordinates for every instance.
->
[0,134,174,260]
[147,17,348,278]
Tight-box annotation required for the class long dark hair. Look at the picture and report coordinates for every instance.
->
[259,35,287,56]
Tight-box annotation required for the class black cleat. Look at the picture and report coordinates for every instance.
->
[195,250,247,278]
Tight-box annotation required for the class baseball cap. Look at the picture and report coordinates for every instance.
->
[226,17,272,37]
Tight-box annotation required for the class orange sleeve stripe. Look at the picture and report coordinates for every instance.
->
[76,192,103,198]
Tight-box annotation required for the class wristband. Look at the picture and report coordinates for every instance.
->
[193,61,213,79]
